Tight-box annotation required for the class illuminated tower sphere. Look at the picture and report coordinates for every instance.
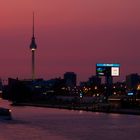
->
[30,12,37,80]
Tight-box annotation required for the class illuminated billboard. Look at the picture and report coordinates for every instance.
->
[96,63,120,77]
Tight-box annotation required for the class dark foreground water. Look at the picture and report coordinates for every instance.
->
[0,99,140,140]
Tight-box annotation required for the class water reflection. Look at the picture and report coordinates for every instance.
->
[0,100,140,140]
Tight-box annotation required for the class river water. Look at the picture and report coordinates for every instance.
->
[0,99,140,140]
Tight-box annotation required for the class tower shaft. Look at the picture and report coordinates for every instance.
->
[32,50,35,80]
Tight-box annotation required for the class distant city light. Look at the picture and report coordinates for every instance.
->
[137,84,140,90]
[80,93,83,98]
[127,92,134,96]
[94,86,98,90]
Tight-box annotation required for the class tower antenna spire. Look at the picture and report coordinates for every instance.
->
[33,12,34,37]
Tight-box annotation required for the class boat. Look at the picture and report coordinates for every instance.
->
[0,107,12,120]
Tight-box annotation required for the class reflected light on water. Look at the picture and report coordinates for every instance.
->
[0,100,140,140]
[79,110,84,114]
[109,113,122,118]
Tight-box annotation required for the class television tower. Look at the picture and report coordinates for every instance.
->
[30,12,37,80]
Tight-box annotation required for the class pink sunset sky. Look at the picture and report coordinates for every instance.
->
[0,0,140,82]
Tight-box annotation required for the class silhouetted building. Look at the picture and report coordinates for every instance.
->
[64,72,77,88]
[105,76,113,86]
[6,77,66,103]
[80,75,101,87]
[88,75,101,86]
[126,73,140,90]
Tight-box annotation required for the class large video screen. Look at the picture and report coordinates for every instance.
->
[96,64,120,77]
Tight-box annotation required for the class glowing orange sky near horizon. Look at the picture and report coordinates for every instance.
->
[0,0,140,82]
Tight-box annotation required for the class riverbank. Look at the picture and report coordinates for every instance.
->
[11,102,140,116]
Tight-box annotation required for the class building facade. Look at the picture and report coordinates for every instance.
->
[64,72,77,88]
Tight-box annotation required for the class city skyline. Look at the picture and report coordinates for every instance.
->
[0,0,140,82]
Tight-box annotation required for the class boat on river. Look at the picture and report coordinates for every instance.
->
[0,107,12,120]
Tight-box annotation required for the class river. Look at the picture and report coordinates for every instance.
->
[0,99,140,140]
